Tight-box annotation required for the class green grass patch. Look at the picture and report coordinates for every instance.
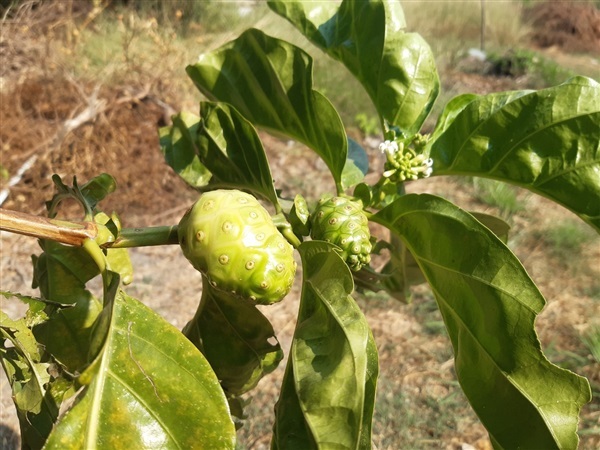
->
[373,373,478,448]
[580,325,600,363]
[542,219,598,257]
[485,48,577,88]
[408,291,448,339]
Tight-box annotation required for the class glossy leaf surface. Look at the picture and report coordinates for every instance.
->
[428,77,600,231]
[196,101,280,206]
[183,276,283,396]
[343,137,370,189]
[159,111,213,189]
[373,194,591,449]
[268,0,440,136]
[43,290,235,449]
[272,241,378,449]
[186,28,348,190]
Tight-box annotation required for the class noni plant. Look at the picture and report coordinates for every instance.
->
[310,196,372,271]
[1,1,598,449]
[178,189,296,305]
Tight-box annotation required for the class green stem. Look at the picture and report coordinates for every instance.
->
[110,226,179,248]
[280,225,302,249]
[82,238,110,289]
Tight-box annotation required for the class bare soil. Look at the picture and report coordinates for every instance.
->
[1,2,599,449]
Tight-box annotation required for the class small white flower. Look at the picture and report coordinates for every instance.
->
[424,158,433,167]
[379,140,398,155]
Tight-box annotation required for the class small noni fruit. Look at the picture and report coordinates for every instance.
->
[178,189,296,305]
[310,196,372,271]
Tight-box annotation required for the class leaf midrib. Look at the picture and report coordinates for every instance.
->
[299,280,365,450]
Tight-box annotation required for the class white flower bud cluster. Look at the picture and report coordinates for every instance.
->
[379,139,433,181]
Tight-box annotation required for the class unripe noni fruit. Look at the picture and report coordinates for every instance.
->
[178,189,296,305]
[310,196,372,271]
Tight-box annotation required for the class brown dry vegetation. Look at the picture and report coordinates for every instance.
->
[525,0,600,53]
[1,1,599,449]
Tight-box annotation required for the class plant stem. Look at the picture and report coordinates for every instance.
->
[111,226,179,248]
[82,236,116,296]
[82,238,107,274]
[279,225,302,249]
[0,207,179,248]
[0,207,96,246]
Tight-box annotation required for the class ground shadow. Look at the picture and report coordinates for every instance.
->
[0,423,19,450]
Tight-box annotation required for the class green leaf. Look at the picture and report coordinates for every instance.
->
[33,295,102,372]
[105,248,133,285]
[470,212,510,244]
[272,241,378,449]
[0,291,51,327]
[1,309,71,449]
[183,276,283,396]
[80,173,117,211]
[32,240,99,302]
[94,212,134,285]
[427,92,483,140]
[44,290,236,449]
[46,174,117,219]
[373,194,592,449]
[31,241,102,372]
[1,310,42,362]
[428,77,600,231]
[379,233,422,303]
[196,101,280,206]
[159,111,213,189]
[342,137,369,190]
[186,28,348,191]
[268,0,440,137]
[288,193,311,238]
[358,328,378,449]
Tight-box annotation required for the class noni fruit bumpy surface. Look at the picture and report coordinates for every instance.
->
[310,196,372,271]
[178,190,296,305]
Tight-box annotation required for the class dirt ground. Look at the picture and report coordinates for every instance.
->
[1,1,599,449]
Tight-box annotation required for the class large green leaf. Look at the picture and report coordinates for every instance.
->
[183,276,283,397]
[186,28,349,191]
[272,241,378,449]
[43,289,236,449]
[428,77,600,231]
[197,101,280,206]
[268,0,440,137]
[373,194,591,449]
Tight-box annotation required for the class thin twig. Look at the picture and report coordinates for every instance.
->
[0,208,97,246]
[0,207,179,248]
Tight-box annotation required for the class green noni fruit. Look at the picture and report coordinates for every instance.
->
[310,196,372,271]
[178,189,296,305]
